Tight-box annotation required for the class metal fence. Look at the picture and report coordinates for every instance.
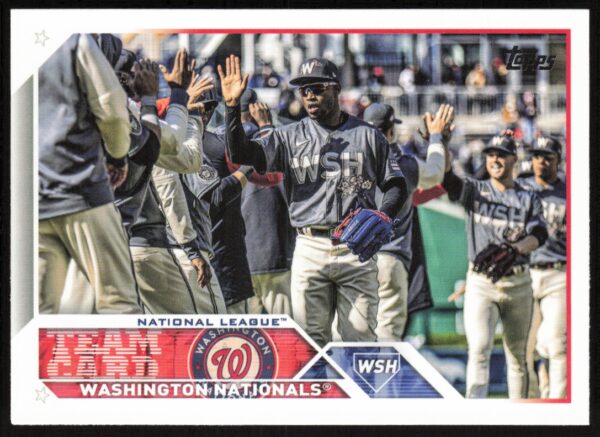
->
[344,85,566,117]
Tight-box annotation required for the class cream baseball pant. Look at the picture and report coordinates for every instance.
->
[130,246,226,314]
[226,299,248,314]
[375,253,409,341]
[291,233,379,348]
[464,267,533,399]
[59,249,226,315]
[38,203,143,314]
[246,270,292,315]
[529,266,567,399]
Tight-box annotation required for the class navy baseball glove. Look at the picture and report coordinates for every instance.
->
[473,243,518,283]
[331,208,394,262]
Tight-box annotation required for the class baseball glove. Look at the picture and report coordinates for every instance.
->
[473,243,518,283]
[331,208,394,262]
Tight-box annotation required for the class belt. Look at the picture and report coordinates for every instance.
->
[297,226,335,238]
[505,265,528,277]
[470,263,528,277]
[531,261,566,270]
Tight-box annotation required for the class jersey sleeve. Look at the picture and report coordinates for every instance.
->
[526,192,548,234]
[75,34,130,159]
[442,169,476,207]
[224,105,269,172]
[415,133,446,189]
[398,154,420,194]
[375,131,405,191]
[260,128,286,173]
[155,111,204,174]
[151,166,198,247]
[458,177,478,207]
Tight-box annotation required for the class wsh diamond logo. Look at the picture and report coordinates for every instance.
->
[352,352,401,393]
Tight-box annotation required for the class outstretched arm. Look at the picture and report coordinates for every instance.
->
[416,104,454,189]
[219,55,268,172]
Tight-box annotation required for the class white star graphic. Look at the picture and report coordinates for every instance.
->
[34,30,49,47]
[35,387,50,403]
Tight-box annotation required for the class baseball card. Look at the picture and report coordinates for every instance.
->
[8,8,590,427]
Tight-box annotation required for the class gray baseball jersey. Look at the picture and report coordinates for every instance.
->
[455,178,546,265]
[517,176,566,264]
[224,107,404,228]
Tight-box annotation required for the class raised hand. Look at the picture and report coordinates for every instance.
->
[217,54,249,107]
[442,105,456,144]
[424,103,454,136]
[187,75,215,111]
[159,48,192,89]
[249,102,272,127]
[132,59,159,97]
[417,104,455,144]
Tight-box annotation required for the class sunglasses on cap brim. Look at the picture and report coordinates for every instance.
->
[298,82,338,97]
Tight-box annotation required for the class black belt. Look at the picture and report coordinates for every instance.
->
[470,263,528,277]
[531,261,566,270]
[297,227,335,238]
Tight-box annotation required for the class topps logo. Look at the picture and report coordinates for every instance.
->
[506,45,556,71]
[352,352,401,392]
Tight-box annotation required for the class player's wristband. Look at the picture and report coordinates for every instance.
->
[238,165,255,178]
[140,95,157,108]
[429,133,443,145]
[140,96,159,125]
[169,86,189,107]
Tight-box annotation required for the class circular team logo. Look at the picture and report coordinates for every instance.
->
[189,329,277,381]
[198,165,218,182]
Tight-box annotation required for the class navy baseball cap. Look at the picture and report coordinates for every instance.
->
[240,88,258,112]
[483,135,518,156]
[363,103,402,130]
[531,136,562,158]
[289,58,340,86]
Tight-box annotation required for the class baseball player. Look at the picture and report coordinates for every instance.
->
[518,136,567,399]
[202,104,256,314]
[59,47,221,314]
[363,103,451,341]
[218,55,407,346]
[239,95,295,316]
[39,33,142,314]
[128,49,226,314]
[442,132,548,399]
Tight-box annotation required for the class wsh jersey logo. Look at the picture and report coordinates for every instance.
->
[473,200,527,228]
[352,352,401,392]
[290,152,364,184]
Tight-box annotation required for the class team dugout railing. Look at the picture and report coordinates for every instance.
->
[343,85,567,117]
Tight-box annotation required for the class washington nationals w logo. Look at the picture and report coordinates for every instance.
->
[190,329,277,380]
